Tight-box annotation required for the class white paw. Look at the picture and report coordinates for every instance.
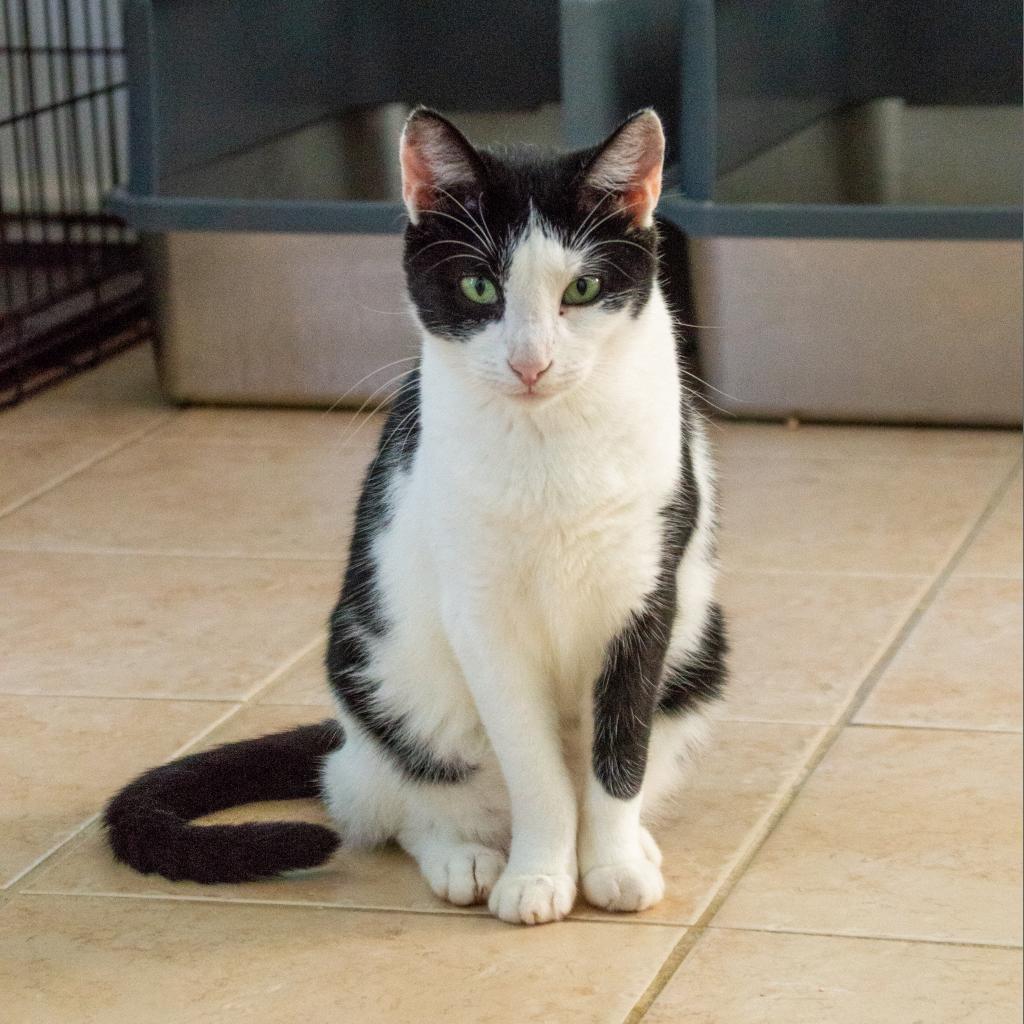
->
[639,826,663,867]
[581,859,665,913]
[423,844,507,906]
[488,871,576,925]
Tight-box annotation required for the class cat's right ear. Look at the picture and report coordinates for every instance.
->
[400,108,484,225]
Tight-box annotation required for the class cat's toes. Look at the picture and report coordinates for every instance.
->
[638,826,663,867]
[425,844,507,906]
[581,859,665,913]
[488,871,576,925]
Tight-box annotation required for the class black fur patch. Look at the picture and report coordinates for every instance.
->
[327,371,474,786]
[658,603,729,715]
[592,411,726,799]
[403,141,658,341]
[591,431,699,799]
[104,721,343,883]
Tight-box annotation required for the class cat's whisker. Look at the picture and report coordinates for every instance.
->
[412,237,492,262]
[337,379,420,455]
[331,370,420,449]
[321,357,420,417]
[678,377,736,419]
[474,192,498,253]
[678,364,744,405]
[354,305,419,318]
[590,254,637,283]
[572,195,646,252]
[423,252,491,275]
[569,188,616,249]
[588,237,658,262]
[670,314,724,330]
[435,186,498,257]
[420,206,494,259]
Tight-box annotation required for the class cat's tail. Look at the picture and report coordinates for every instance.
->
[103,720,343,884]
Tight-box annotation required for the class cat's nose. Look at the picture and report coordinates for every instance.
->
[508,358,552,388]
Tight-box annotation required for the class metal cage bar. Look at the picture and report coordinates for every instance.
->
[0,0,151,409]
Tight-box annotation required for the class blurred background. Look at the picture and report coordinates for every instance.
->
[2,0,1021,421]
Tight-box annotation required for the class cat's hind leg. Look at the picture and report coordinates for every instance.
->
[322,722,511,907]
[398,813,507,906]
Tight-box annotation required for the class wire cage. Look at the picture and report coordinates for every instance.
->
[0,0,151,409]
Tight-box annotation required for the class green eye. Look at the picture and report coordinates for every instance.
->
[459,276,498,304]
[562,276,602,305]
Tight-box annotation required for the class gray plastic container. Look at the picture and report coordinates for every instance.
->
[561,0,1023,425]
[112,0,562,406]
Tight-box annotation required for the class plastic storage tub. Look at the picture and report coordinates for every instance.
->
[112,0,561,405]
[561,0,1023,425]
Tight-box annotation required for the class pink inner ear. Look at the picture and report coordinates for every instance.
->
[623,158,663,226]
[585,112,666,228]
[400,135,436,216]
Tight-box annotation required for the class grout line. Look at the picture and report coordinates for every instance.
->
[238,633,328,703]
[849,720,1023,736]
[623,459,1024,1023]
[7,629,331,891]
[2,819,104,893]
[13,889,684,933]
[0,542,341,562]
[705,923,1024,952]
[720,453,1023,468]
[0,691,240,704]
[840,462,1021,723]
[4,702,247,895]
[953,572,1024,581]
[0,689,329,706]
[720,567,933,579]
[0,412,179,521]
[0,632,329,707]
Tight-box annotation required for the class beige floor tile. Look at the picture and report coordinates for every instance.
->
[646,928,1023,1024]
[0,695,229,888]
[1,894,682,1024]
[0,436,116,513]
[715,727,1023,944]
[718,456,1007,574]
[0,436,371,558]
[856,577,1023,731]
[157,405,386,449]
[26,704,442,913]
[30,710,822,928]
[581,722,824,925]
[256,572,927,721]
[256,645,333,705]
[719,572,926,724]
[713,421,1023,463]
[956,473,1023,578]
[0,346,171,440]
[0,551,335,699]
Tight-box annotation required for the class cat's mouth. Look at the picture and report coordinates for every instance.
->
[510,382,561,404]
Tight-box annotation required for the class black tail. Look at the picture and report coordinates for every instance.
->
[104,720,344,884]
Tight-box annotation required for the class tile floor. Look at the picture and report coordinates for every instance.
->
[1,346,1021,1023]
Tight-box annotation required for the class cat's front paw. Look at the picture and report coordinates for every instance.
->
[422,843,507,906]
[581,859,665,913]
[488,871,576,925]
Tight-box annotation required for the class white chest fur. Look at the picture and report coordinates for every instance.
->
[409,290,682,691]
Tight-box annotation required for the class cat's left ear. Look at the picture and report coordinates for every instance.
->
[400,108,485,225]
[581,109,665,229]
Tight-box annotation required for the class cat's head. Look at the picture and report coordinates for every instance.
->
[400,108,665,404]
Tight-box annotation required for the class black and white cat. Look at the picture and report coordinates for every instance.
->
[105,108,728,926]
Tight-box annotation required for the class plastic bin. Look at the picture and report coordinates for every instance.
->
[561,0,1023,425]
[112,0,561,405]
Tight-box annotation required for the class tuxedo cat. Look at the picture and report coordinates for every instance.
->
[106,107,727,925]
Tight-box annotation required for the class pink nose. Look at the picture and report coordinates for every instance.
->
[508,359,552,388]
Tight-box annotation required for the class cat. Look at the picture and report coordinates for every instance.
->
[105,107,728,925]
